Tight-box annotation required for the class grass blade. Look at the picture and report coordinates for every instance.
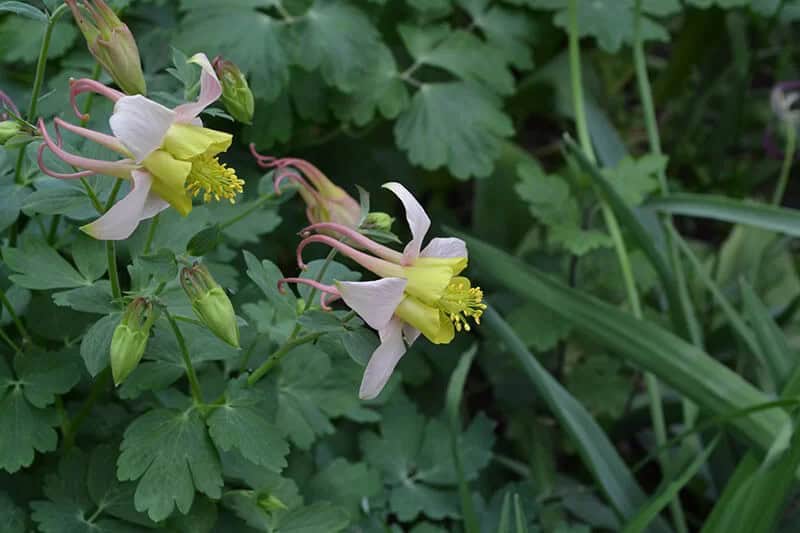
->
[483,308,671,532]
[740,279,794,388]
[647,193,800,237]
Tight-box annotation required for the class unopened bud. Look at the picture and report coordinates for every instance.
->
[110,298,156,385]
[213,57,254,124]
[181,263,240,348]
[362,211,395,232]
[0,121,20,144]
[258,493,288,512]
[66,0,147,95]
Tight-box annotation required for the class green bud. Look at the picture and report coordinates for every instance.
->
[0,121,21,145]
[213,57,254,124]
[257,493,288,512]
[110,298,156,386]
[362,211,395,232]
[66,0,147,95]
[181,263,240,348]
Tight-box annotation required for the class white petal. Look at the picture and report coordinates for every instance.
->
[174,53,223,124]
[359,317,407,400]
[337,278,406,331]
[403,324,421,346]
[110,95,175,163]
[81,171,162,240]
[420,237,467,259]
[383,182,430,265]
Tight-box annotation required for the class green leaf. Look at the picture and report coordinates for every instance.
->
[459,231,789,453]
[0,386,58,473]
[176,1,289,103]
[399,25,515,95]
[3,239,89,290]
[647,193,800,237]
[71,234,108,282]
[117,408,223,521]
[603,154,665,206]
[14,350,82,408]
[271,502,350,532]
[80,313,120,376]
[0,183,31,232]
[506,301,572,351]
[394,82,513,179]
[207,377,289,471]
[22,178,96,219]
[307,458,382,520]
[244,250,297,317]
[0,1,47,21]
[566,354,632,419]
[186,225,222,256]
[87,445,153,528]
[458,0,537,69]
[53,281,115,314]
[480,308,669,531]
[0,491,26,533]
[290,0,383,92]
[0,16,77,63]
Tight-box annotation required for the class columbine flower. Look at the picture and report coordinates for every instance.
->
[65,0,146,95]
[280,182,486,400]
[250,148,361,229]
[37,53,244,240]
[765,81,800,160]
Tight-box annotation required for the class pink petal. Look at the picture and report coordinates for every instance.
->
[382,182,430,265]
[81,170,168,240]
[337,278,407,331]
[420,237,467,259]
[110,95,176,163]
[359,317,407,400]
[174,53,222,124]
[54,117,130,156]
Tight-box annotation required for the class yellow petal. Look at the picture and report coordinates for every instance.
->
[142,150,193,215]
[401,264,455,306]
[161,123,232,160]
[413,256,468,276]
[394,296,454,344]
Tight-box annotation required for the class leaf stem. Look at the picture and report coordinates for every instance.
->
[772,121,796,205]
[143,213,160,255]
[165,309,203,405]
[0,286,30,344]
[104,178,124,211]
[568,2,681,529]
[0,327,21,354]
[81,178,105,213]
[106,241,121,300]
[219,193,276,230]
[246,332,323,386]
[62,368,111,450]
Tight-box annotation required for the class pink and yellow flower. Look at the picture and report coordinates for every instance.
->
[281,182,485,400]
[37,53,243,240]
[251,149,361,229]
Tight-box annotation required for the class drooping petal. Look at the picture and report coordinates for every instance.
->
[420,237,467,259]
[173,53,223,124]
[382,182,430,265]
[336,278,407,331]
[359,317,407,400]
[110,95,176,162]
[81,170,167,240]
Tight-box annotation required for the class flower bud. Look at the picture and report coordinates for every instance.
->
[258,493,288,512]
[213,57,254,124]
[66,0,147,95]
[0,121,20,145]
[181,263,240,348]
[110,298,156,386]
[361,211,395,232]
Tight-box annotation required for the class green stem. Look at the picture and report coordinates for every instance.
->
[0,286,30,344]
[165,310,203,405]
[247,333,323,386]
[106,241,121,300]
[104,178,124,211]
[568,2,681,530]
[219,193,276,230]
[772,121,796,205]
[81,178,105,213]
[143,214,160,255]
[0,327,21,354]
[63,368,111,449]
[80,63,103,127]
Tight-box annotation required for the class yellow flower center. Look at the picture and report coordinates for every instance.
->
[437,277,486,332]
[185,154,244,203]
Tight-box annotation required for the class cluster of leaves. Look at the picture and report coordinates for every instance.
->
[3,0,800,532]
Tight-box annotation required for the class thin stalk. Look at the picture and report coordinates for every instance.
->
[0,327,21,354]
[143,213,160,255]
[81,178,105,213]
[568,2,682,530]
[63,368,111,449]
[165,310,203,405]
[106,241,121,300]
[246,332,323,385]
[103,178,124,212]
[772,121,796,205]
[0,286,30,343]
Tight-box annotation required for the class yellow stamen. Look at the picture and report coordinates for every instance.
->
[437,276,487,333]
[185,154,244,204]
